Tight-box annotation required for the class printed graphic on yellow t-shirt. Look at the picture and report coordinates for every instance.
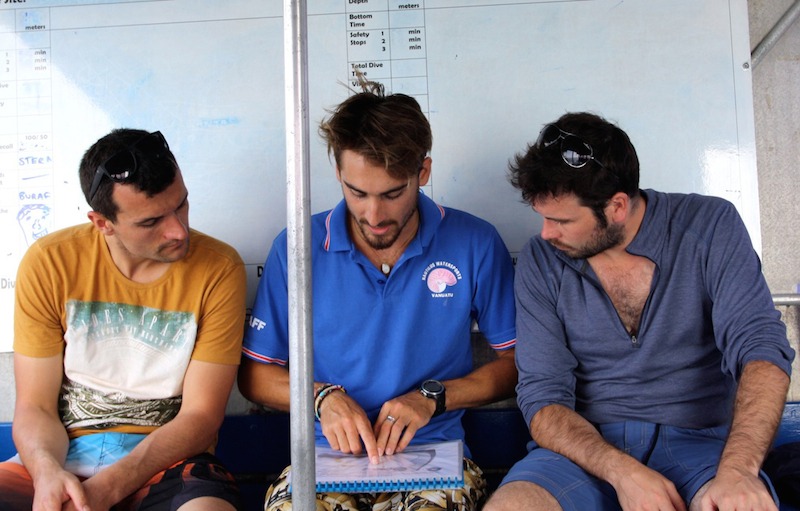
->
[61,299,197,432]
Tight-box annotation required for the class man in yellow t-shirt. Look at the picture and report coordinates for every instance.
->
[0,129,246,511]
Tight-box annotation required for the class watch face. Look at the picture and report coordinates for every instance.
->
[423,379,444,394]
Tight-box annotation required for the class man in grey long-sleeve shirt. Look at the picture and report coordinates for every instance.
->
[485,112,794,511]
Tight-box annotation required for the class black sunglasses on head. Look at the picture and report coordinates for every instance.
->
[536,123,604,169]
[88,131,171,203]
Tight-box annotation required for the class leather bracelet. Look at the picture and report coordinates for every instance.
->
[314,383,346,421]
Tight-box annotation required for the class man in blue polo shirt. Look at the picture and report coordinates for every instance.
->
[238,80,517,511]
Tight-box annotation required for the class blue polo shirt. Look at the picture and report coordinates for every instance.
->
[243,191,516,450]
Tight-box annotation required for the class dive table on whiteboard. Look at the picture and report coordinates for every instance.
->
[0,0,757,351]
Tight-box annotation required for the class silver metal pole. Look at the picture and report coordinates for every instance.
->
[284,1,315,510]
[773,293,800,307]
[752,0,800,68]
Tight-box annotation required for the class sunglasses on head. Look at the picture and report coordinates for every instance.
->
[88,131,171,203]
[536,123,604,169]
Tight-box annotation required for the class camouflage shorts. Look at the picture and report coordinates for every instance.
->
[265,457,486,511]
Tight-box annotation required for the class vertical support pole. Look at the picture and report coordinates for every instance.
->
[752,0,800,68]
[283,1,315,510]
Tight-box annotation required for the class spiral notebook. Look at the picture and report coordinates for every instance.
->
[288,439,464,493]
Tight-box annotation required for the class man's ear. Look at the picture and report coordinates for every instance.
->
[418,156,432,187]
[87,211,114,236]
[606,192,630,223]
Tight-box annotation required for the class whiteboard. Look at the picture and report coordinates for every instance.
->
[0,0,758,352]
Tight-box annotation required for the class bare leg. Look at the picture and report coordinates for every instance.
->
[484,481,563,511]
[177,496,237,511]
[688,480,711,511]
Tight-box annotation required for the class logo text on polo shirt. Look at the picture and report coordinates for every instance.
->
[421,261,462,297]
[249,315,267,330]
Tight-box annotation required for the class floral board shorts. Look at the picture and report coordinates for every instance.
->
[265,457,486,511]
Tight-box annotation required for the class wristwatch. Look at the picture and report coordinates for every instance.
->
[419,379,446,417]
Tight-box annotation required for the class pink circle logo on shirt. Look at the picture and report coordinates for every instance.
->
[426,268,458,293]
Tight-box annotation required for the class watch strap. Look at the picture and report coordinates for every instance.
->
[420,380,446,417]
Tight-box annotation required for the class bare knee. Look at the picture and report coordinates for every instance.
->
[687,480,711,511]
[485,481,562,511]
[176,496,237,511]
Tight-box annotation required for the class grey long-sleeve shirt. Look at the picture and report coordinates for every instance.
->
[515,189,794,429]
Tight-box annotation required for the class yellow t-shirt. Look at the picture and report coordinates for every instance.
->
[14,224,246,436]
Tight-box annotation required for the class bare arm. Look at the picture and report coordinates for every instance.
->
[530,403,686,511]
[75,359,237,510]
[238,359,380,462]
[13,353,90,511]
[239,350,517,463]
[237,358,291,412]
[698,360,789,511]
[374,348,518,456]
[444,348,517,410]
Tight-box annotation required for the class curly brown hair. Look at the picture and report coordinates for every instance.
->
[319,75,431,179]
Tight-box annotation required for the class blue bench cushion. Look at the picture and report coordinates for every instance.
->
[0,422,13,461]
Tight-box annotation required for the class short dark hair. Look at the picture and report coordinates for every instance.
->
[319,82,432,179]
[79,128,178,221]
[509,112,640,222]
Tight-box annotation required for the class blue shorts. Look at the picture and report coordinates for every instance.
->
[0,432,241,511]
[499,421,779,511]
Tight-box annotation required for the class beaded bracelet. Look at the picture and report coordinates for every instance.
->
[314,383,346,420]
